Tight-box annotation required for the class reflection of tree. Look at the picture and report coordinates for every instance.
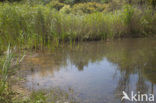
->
[143,50,156,84]
[23,39,156,96]
[104,39,156,100]
[66,39,156,101]
[136,71,148,93]
[115,71,130,96]
[67,42,106,71]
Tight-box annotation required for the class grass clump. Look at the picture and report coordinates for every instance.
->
[0,46,14,103]
[0,46,47,103]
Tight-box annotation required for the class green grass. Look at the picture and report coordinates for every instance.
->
[0,3,155,51]
[0,45,14,103]
[0,45,13,94]
[0,46,47,103]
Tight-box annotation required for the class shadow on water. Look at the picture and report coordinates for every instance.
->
[18,38,156,103]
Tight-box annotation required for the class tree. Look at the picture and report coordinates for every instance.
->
[149,0,156,8]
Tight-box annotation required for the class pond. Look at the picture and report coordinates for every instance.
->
[18,38,156,103]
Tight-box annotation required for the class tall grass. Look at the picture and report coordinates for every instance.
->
[0,45,14,103]
[0,45,13,94]
[0,45,26,102]
[0,3,155,50]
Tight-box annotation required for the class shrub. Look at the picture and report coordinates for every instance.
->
[59,0,111,4]
[72,2,108,14]
[60,5,71,14]
[140,8,156,35]
[46,1,65,10]
[107,0,126,11]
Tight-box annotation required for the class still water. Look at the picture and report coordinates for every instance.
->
[20,38,156,103]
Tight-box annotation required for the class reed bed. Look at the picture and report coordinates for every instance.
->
[0,3,155,50]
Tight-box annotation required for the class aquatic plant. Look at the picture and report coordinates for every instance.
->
[0,45,13,94]
[0,3,155,50]
[0,45,14,103]
[0,45,26,103]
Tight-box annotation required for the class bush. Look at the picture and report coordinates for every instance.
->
[60,5,71,13]
[106,0,126,11]
[140,8,156,35]
[46,1,65,10]
[59,0,111,4]
[72,2,108,14]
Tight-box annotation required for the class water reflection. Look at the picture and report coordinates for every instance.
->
[20,38,156,103]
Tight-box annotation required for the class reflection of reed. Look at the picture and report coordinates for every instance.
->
[23,50,67,77]
[111,39,156,100]
[22,39,156,82]
[21,39,156,98]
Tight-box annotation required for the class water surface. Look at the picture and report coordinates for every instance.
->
[20,38,156,103]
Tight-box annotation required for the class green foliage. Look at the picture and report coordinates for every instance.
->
[0,0,22,2]
[107,0,126,11]
[63,0,74,4]
[72,2,108,13]
[0,3,155,50]
[46,1,65,10]
[59,0,111,4]
[24,92,46,103]
[148,0,156,8]
[0,46,14,103]
[60,5,71,13]
[0,46,47,103]
[123,5,134,24]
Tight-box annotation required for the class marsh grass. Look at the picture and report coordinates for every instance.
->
[0,3,155,50]
[0,45,27,103]
[0,45,14,103]
[0,45,13,94]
